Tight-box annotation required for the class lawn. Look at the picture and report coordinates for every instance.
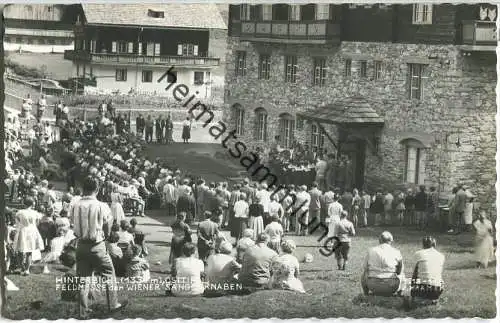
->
[5,51,74,80]
[4,220,496,320]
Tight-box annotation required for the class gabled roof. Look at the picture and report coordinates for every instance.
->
[297,96,384,125]
[81,4,227,30]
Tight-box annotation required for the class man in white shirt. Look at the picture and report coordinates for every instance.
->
[233,193,249,239]
[327,195,343,237]
[294,185,311,236]
[315,155,328,191]
[361,231,405,296]
[384,191,394,225]
[163,178,178,217]
[255,183,271,225]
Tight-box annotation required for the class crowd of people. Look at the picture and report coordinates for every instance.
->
[2,93,496,318]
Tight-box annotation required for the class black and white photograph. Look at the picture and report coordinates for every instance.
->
[0,1,497,320]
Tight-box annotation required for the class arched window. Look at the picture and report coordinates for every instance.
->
[254,107,268,141]
[279,113,295,149]
[232,104,245,135]
[401,138,427,185]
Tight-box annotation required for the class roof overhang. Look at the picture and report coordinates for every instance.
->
[297,96,384,126]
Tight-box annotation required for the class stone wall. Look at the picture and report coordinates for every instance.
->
[224,37,496,215]
[208,28,228,98]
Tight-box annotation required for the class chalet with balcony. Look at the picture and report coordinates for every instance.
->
[224,3,497,212]
[64,4,227,98]
[3,4,79,53]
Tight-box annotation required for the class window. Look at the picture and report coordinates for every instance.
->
[236,51,247,77]
[315,4,330,20]
[412,4,433,24]
[118,41,127,53]
[194,72,204,85]
[142,70,153,83]
[255,108,268,141]
[47,6,52,12]
[360,61,367,78]
[408,64,425,100]
[374,61,383,80]
[115,69,127,82]
[233,105,245,135]
[27,38,33,45]
[262,4,272,20]
[16,37,22,44]
[284,55,297,83]
[240,4,251,20]
[279,114,295,149]
[167,71,177,83]
[148,9,165,18]
[404,143,426,185]
[313,58,327,86]
[311,124,325,152]
[182,44,194,56]
[259,54,271,80]
[344,59,352,77]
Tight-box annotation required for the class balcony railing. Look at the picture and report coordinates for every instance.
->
[461,20,497,49]
[232,20,340,43]
[64,50,220,67]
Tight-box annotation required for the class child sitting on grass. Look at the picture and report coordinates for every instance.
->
[126,244,150,282]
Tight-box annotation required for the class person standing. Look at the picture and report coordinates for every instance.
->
[37,94,47,122]
[165,113,174,144]
[155,116,163,143]
[454,184,468,233]
[70,177,127,318]
[228,184,241,238]
[136,114,145,138]
[197,211,220,264]
[308,182,322,226]
[145,115,154,143]
[327,194,343,237]
[472,211,495,268]
[182,117,191,144]
[295,185,311,236]
[233,193,250,240]
[383,190,394,226]
[13,197,44,276]
[333,211,355,270]
[315,155,328,191]
[256,183,271,226]
[414,186,428,231]
[361,190,371,227]
[351,189,362,228]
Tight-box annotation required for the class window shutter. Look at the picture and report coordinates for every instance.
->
[316,4,329,20]
[262,4,272,20]
[154,43,161,56]
[177,44,183,55]
[128,42,133,53]
[111,41,117,53]
[290,5,300,21]
[138,42,142,55]
[193,45,199,56]
[90,40,96,53]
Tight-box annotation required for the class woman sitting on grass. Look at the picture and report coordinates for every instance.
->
[107,231,124,276]
[269,240,305,293]
[41,227,68,274]
[236,229,255,263]
[126,244,150,282]
[169,212,192,273]
[170,242,205,297]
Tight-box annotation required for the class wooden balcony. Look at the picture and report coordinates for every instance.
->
[232,20,340,44]
[64,50,220,68]
[460,20,497,51]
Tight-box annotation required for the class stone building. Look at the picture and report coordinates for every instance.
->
[224,3,496,212]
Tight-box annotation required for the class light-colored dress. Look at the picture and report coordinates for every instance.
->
[473,219,495,267]
[42,236,65,263]
[249,216,264,240]
[13,208,44,253]
[172,257,205,296]
[110,192,125,224]
[269,254,305,293]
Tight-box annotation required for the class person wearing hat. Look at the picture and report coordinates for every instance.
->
[361,231,405,296]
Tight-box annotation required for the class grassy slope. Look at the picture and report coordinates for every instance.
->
[4,224,496,320]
